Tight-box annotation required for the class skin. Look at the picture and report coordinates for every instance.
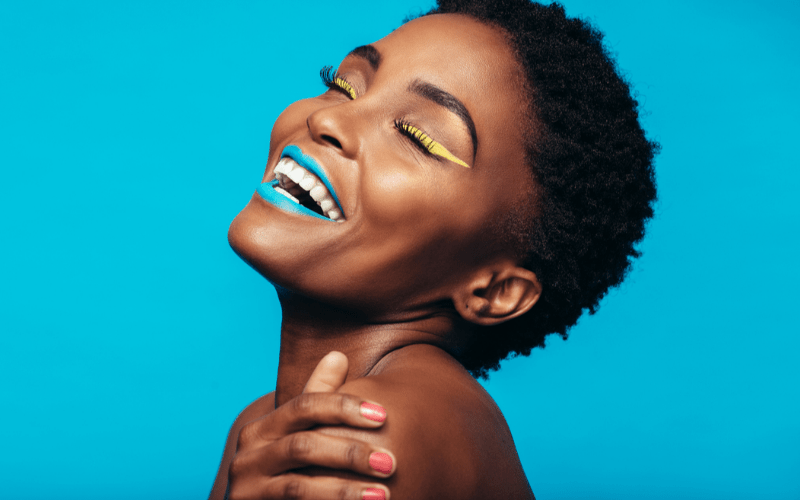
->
[210,353,398,500]
[217,13,541,500]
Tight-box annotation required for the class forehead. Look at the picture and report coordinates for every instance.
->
[374,14,518,82]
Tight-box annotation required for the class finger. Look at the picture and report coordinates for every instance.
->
[281,393,387,433]
[255,431,397,478]
[303,351,349,393]
[227,473,390,500]
[237,393,387,447]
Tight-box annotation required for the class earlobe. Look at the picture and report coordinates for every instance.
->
[455,265,542,326]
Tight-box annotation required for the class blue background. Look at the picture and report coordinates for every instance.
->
[2,1,798,498]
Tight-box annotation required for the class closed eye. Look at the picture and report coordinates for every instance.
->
[320,66,357,100]
[395,120,470,168]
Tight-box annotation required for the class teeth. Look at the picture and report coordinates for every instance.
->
[274,186,299,203]
[287,167,306,184]
[320,199,334,213]
[274,158,292,175]
[299,177,316,191]
[309,185,327,202]
[271,156,346,221]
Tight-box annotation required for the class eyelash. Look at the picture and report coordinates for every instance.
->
[320,66,356,100]
[319,66,467,167]
[321,67,435,158]
[394,119,440,158]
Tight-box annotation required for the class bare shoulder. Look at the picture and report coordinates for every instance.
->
[208,391,276,500]
[319,344,534,500]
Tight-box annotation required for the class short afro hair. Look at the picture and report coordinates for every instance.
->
[416,0,659,378]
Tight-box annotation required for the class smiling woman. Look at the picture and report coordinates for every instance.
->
[215,0,657,499]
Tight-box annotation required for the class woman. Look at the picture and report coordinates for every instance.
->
[211,0,657,498]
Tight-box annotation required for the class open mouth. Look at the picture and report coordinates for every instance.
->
[257,145,345,223]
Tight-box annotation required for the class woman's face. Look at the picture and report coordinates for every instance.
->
[229,13,533,317]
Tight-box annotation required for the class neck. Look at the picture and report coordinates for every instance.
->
[273,289,463,407]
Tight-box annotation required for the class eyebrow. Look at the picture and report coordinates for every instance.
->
[407,80,478,159]
[347,45,382,71]
[346,44,478,159]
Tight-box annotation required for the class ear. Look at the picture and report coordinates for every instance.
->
[453,263,542,326]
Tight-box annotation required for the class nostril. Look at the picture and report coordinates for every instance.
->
[321,134,342,150]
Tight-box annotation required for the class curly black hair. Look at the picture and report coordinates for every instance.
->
[413,0,659,379]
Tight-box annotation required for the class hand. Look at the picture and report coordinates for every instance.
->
[225,352,396,500]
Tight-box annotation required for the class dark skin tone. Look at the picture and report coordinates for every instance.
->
[215,14,541,500]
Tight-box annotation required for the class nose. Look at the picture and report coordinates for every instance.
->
[306,104,360,159]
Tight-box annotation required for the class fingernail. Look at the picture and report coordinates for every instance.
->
[369,452,393,474]
[361,402,386,422]
[363,488,386,500]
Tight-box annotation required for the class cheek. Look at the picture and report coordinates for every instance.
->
[362,167,433,224]
[268,98,319,154]
[360,164,487,263]
[360,152,469,229]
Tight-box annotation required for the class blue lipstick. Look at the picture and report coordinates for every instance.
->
[256,179,331,221]
[280,145,344,212]
[256,145,345,222]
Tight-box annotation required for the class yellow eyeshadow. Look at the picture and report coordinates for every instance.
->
[400,123,470,168]
[335,77,357,100]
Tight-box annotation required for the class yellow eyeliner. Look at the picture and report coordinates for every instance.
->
[399,123,470,168]
[335,77,357,100]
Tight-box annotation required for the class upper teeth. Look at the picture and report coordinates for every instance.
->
[273,157,344,222]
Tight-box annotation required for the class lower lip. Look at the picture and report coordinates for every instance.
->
[256,179,334,222]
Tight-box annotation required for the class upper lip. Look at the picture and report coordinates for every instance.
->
[280,145,345,215]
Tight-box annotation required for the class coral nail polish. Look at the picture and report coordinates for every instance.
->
[361,402,387,422]
[369,452,393,474]
[363,488,386,500]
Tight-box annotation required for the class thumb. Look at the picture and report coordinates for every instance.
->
[303,351,349,393]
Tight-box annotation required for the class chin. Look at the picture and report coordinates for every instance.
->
[227,195,281,282]
[227,194,341,302]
